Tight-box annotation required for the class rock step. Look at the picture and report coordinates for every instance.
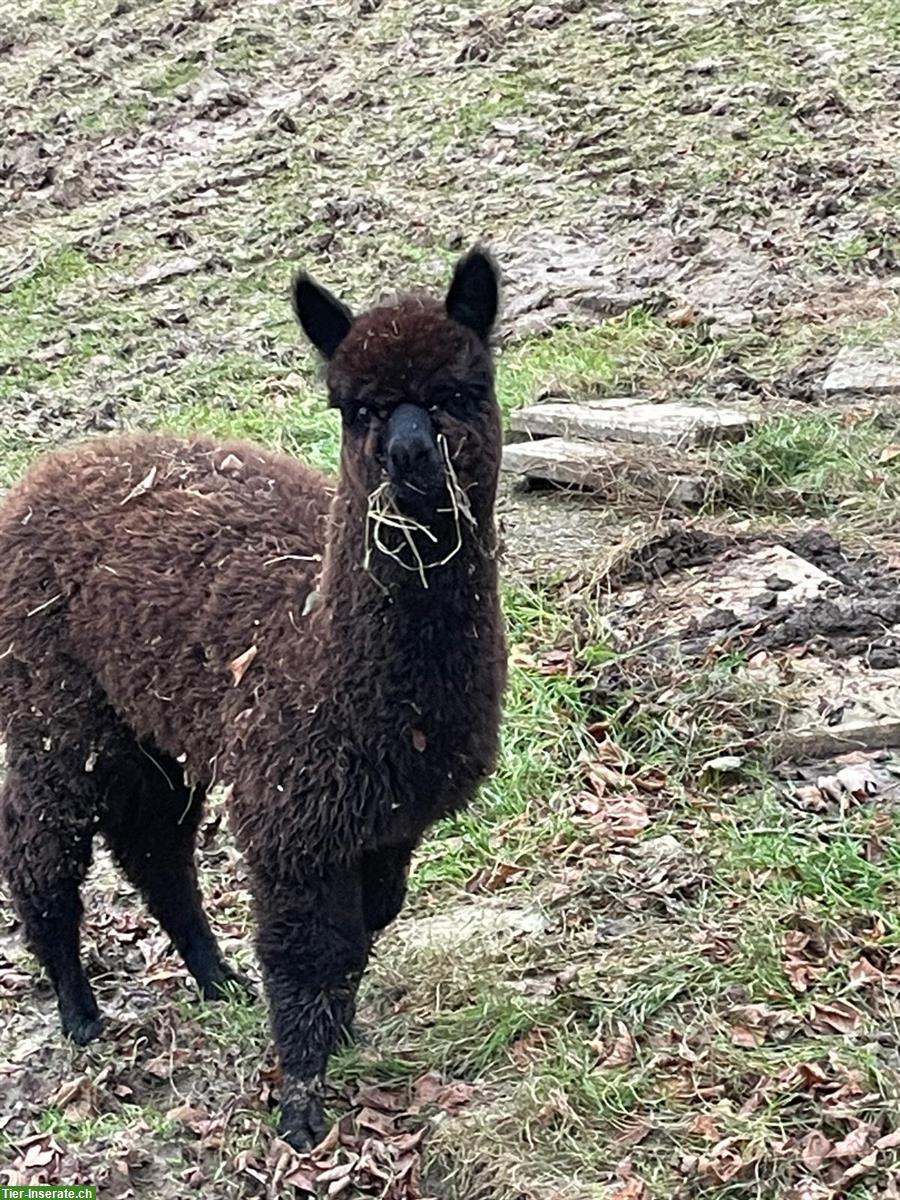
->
[501,437,713,507]
[824,344,900,397]
[511,398,754,447]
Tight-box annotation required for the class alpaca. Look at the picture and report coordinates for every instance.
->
[0,248,506,1149]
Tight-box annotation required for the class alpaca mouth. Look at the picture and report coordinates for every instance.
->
[388,475,447,520]
[365,435,476,587]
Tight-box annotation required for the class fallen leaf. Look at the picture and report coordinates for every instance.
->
[610,1179,648,1199]
[617,1118,650,1146]
[875,1128,900,1150]
[849,956,884,988]
[830,1120,875,1159]
[689,1114,721,1141]
[835,764,879,799]
[810,1000,861,1035]
[838,1148,878,1187]
[594,1022,636,1069]
[356,1107,396,1137]
[704,755,743,772]
[730,1024,765,1048]
[536,648,576,676]
[878,444,900,464]
[589,796,650,840]
[228,645,258,686]
[800,1129,833,1170]
[165,1104,211,1135]
[120,464,158,506]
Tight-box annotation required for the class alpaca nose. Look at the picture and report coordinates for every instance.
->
[383,404,443,500]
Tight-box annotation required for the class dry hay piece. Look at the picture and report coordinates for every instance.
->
[364,435,476,588]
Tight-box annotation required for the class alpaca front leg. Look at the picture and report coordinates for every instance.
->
[255,869,369,1151]
[362,842,414,934]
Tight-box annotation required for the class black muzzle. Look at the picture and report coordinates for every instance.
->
[381,403,446,517]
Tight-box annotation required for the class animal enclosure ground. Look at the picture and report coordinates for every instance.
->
[2,0,900,1197]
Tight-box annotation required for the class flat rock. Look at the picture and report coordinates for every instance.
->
[769,653,900,760]
[392,902,545,954]
[511,399,754,447]
[824,344,900,396]
[502,437,712,506]
[614,544,841,635]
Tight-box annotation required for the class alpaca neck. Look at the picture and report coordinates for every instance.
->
[315,473,499,662]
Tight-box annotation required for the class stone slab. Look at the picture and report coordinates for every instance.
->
[616,544,841,630]
[511,399,754,447]
[501,437,710,506]
[824,344,900,396]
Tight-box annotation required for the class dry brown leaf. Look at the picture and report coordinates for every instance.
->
[510,1028,549,1067]
[617,1118,651,1146]
[839,1149,878,1187]
[536,648,576,676]
[354,1083,406,1112]
[356,1107,396,1137]
[689,1114,721,1141]
[810,1000,861,1035]
[120,464,158,506]
[588,796,650,840]
[796,1061,831,1091]
[165,1104,211,1135]
[730,1023,765,1048]
[875,1128,900,1150]
[610,1179,648,1199]
[228,645,258,686]
[800,1129,833,1170]
[849,956,884,987]
[594,1022,636,1069]
[878,444,900,464]
[830,1120,875,1159]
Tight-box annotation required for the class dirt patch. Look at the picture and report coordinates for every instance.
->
[498,223,812,341]
[592,522,732,591]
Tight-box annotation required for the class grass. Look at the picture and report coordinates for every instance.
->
[719,413,900,515]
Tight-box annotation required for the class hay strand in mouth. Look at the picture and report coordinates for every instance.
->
[363,435,475,588]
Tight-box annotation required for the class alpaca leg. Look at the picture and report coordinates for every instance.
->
[361,843,414,933]
[255,869,369,1151]
[101,747,245,1000]
[0,767,101,1044]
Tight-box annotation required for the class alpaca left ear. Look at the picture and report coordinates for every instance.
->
[445,247,499,342]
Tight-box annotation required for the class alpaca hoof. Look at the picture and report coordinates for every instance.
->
[279,1080,326,1152]
[199,966,254,1002]
[62,1012,104,1045]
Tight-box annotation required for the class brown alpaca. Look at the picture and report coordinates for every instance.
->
[0,249,506,1149]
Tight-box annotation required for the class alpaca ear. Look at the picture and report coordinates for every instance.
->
[445,247,499,342]
[291,272,354,359]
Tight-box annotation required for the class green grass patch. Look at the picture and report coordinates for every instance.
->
[718,413,900,514]
[497,313,713,417]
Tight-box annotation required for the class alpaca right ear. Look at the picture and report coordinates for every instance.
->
[291,273,354,360]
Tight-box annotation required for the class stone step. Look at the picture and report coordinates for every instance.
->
[510,398,754,447]
[824,344,900,397]
[501,437,712,506]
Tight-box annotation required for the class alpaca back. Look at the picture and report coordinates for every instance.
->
[0,434,333,777]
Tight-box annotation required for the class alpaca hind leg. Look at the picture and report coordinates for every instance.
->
[101,746,246,1000]
[0,766,101,1044]
[255,867,369,1150]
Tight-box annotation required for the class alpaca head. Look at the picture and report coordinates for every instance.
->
[292,249,501,527]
